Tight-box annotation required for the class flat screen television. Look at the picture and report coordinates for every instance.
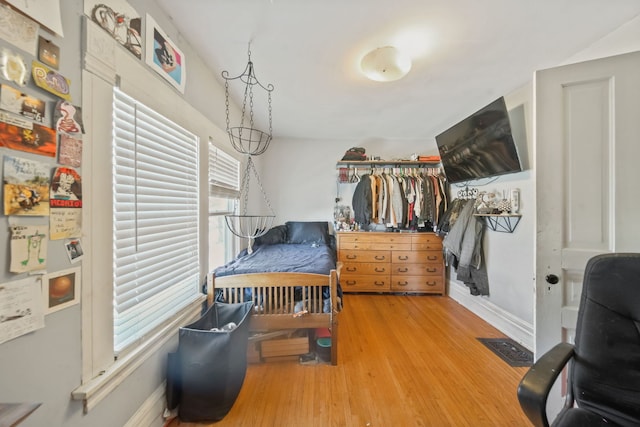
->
[435,97,522,184]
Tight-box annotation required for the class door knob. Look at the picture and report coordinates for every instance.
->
[545,274,559,284]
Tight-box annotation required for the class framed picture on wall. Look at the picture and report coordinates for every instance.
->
[145,13,186,93]
[44,267,81,314]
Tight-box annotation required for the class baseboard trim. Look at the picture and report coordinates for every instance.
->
[448,281,534,351]
[124,383,166,427]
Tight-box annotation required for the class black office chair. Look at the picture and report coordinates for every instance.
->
[517,253,640,427]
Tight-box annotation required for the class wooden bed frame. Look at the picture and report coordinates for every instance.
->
[207,270,339,365]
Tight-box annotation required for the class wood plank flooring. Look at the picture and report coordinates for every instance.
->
[167,294,531,427]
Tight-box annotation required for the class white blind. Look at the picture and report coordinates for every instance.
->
[113,88,200,354]
[208,141,240,199]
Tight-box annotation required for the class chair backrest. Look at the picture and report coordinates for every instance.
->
[571,253,640,426]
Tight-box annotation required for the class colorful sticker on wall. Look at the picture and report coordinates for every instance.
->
[49,167,82,240]
[0,48,29,87]
[146,14,186,93]
[54,101,84,135]
[38,36,60,70]
[0,84,45,122]
[10,225,48,273]
[86,0,142,59]
[58,134,82,167]
[0,121,56,157]
[0,4,39,56]
[31,61,71,101]
[3,155,50,216]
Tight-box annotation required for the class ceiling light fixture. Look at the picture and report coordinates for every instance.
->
[360,46,412,82]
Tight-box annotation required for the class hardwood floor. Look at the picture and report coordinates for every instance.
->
[167,294,531,427]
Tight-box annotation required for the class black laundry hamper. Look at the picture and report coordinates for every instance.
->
[166,301,254,422]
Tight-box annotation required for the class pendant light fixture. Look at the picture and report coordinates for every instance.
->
[222,44,275,246]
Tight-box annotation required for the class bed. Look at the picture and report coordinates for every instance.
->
[207,221,342,365]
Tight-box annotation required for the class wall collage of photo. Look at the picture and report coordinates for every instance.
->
[0,0,187,345]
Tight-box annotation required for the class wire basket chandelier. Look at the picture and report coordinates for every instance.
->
[222,45,275,244]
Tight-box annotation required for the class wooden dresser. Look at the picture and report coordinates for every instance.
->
[337,231,445,295]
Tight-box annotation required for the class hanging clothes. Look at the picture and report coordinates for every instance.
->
[350,167,448,231]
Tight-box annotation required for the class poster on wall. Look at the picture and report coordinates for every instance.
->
[32,61,71,101]
[0,276,45,345]
[84,0,142,59]
[145,14,186,93]
[0,48,29,87]
[3,155,50,216]
[43,267,81,314]
[9,225,48,273]
[0,121,57,157]
[49,166,82,240]
[0,4,39,56]
[6,0,64,37]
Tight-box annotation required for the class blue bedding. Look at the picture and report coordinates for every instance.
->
[213,243,337,277]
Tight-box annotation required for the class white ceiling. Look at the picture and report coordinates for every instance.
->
[156,0,640,141]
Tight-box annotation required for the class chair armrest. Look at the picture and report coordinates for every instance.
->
[517,342,575,427]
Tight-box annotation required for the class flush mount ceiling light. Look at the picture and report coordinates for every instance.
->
[360,46,412,82]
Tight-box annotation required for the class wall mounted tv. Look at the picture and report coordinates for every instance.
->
[435,97,522,184]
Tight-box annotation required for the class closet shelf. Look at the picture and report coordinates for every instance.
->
[336,160,441,169]
[474,214,522,233]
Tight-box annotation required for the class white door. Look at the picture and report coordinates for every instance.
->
[536,50,640,411]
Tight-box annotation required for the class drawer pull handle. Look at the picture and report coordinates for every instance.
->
[346,280,356,286]
[426,268,437,273]
[346,267,357,272]
[346,254,357,260]
[374,267,386,273]
[398,256,409,261]
[374,255,386,260]
[427,256,438,261]
[398,268,409,273]
[398,281,408,286]
[426,281,437,286]
[374,281,385,286]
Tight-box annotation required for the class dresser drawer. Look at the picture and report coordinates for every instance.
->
[391,264,444,276]
[411,234,443,250]
[340,241,411,251]
[341,274,391,292]
[342,262,390,275]
[391,250,442,264]
[339,250,390,263]
[391,276,444,293]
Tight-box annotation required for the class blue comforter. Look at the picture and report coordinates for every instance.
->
[213,243,337,277]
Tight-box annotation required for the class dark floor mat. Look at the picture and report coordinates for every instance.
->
[477,338,533,367]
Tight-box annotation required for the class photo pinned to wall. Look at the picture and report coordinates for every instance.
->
[0,121,57,157]
[6,0,63,37]
[49,166,82,240]
[65,238,84,263]
[0,4,39,56]
[85,0,142,59]
[38,36,60,70]
[0,48,29,87]
[0,84,46,122]
[0,276,45,345]
[32,61,71,101]
[44,267,81,315]
[145,13,186,93]
[9,224,48,273]
[3,155,50,216]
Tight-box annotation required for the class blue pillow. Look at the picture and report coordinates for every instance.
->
[285,221,330,245]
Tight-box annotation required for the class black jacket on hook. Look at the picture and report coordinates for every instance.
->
[352,174,372,226]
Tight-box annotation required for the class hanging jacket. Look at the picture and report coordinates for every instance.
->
[352,174,372,225]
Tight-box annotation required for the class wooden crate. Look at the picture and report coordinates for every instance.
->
[260,330,309,359]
